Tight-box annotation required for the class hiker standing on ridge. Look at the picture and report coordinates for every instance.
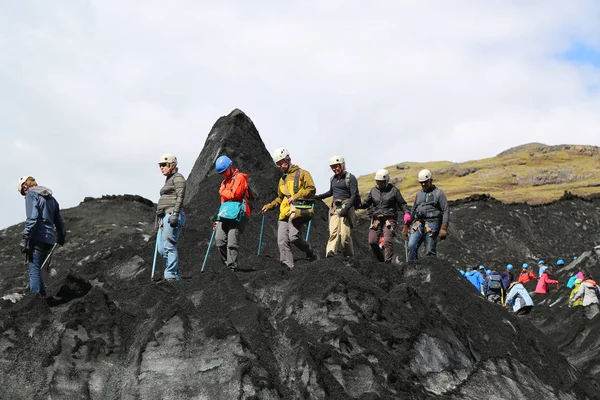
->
[314,155,360,259]
[518,263,536,284]
[537,260,547,278]
[465,266,484,294]
[261,148,317,269]
[18,176,66,298]
[357,169,410,263]
[404,169,449,261]
[505,281,534,315]
[571,272,600,319]
[156,153,186,280]
[214,155,252,271]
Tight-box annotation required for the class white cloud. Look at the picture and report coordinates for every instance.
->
[1,1,600,229]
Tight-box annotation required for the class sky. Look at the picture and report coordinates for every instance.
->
[2,1,600,230]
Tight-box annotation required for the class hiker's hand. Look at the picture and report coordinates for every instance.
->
[168,213,179,228]
[57,236,65,246]
[213,221,218,231]
[261,205,269,214]
[402,225,409,240]
[339,207,348,217]
[288,196,295,204]
[403,212,412,224]
[385,220,392,228]
[438,226,447,240]
[19,234,30,254]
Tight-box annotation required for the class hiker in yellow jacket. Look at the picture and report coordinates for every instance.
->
[261,147,317,269]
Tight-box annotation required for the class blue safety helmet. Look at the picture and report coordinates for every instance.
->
[557,259,564,265]
[478,265,485,270]
[573,256,578,260]
[506,264,513,270]
[215,155,232,173]
[538,260,544,265]
[486,269,491,275]
[522,263,529,269]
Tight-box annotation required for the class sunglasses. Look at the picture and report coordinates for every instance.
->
[330,164,342,170]
[159,163,168,168]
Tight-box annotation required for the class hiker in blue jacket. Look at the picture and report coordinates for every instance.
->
[465,267,484,293]
[484,270,503,304]
[504,282,534,315]
[18,176,66,298]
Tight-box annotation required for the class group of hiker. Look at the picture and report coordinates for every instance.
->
[16,149,598,324]
[461,260,600,318]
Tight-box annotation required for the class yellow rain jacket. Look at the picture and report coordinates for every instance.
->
[265,165,316,221]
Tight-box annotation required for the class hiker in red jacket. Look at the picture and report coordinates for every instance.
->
[535,267,560,294]
[518,263,536,284]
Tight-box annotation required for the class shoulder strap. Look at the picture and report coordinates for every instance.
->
[345,172,351,189]
[293,169,301,194]
[229,172,239,190]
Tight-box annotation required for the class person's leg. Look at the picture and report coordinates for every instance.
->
[368,223,384,262]
[214,221,228,265]
[278,220,294,269]
[28,246,48,297]
[340,215,354,258]
[163,212,185,280]
[326,213,341,257]
[424,222,440,257]
[584,303,600,319]
[290,218,311,254]
[383,220,396,263]
[226,221,242,269]
[408,223,424,261]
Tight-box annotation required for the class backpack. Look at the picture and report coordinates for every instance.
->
[489,275,502,290]
[329,171,361,208]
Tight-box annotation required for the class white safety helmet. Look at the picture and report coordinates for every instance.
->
[17,175,32,194]
[271,147,290,163]
[329,155,345,166]
[374,169,390,184]
[158,153,177,165]
[418,169,432,182]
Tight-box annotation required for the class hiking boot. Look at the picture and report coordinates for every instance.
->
[326,251,336,258]
[306,247,318,262]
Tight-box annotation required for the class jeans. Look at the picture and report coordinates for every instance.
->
[408,220,440,261]
[28,242,54,297]
[157,211,186,280]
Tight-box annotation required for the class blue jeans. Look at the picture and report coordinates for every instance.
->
[28,243,53,297]
[408,220,439,261]
[157,211,185,280]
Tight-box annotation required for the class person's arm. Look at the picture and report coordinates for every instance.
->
[438,189,449,228]
[357,190,373,209]
[395,188,409,214]
[264,179,284,210]
[345,174,359,209]
[54,201,66,245]
[23,194,37,237]
[315,180,333,201]
[172,174,186,214]
[572,284,585,301]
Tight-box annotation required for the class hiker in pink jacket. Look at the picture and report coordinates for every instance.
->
[535,267,560,294]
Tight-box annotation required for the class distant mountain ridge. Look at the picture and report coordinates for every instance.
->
[358,143,600,205]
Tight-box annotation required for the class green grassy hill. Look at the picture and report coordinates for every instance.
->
[357,143,600,204]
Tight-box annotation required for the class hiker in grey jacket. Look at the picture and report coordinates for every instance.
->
[315,155,359,258]
[357,169,410,263]
[404,169,449,261]
[156,153,186,280]
[18,176,66,298]
[571,273,600,319]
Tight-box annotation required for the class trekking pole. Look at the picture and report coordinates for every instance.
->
[257,214,265,255]
[40,244,58,270]
[404,239,408,262]
[305,204,315,241]
[201,229,216,273]
[151,216,159,280]
[151,235,159,280]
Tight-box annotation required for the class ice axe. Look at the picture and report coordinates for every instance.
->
[305,204,315,241]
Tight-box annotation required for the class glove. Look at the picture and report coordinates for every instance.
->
[168,213,179,228]
[156,208,166,218]
[339,207,348,217]
[213,221,218,231]
[402,225,409,240]
[20,234,31,254]
[57,236,66,246]
[438,226,447,240]
[403,212,412,224]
